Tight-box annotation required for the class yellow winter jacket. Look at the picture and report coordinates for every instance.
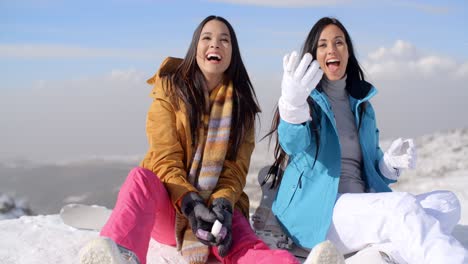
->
[140,57,253,218]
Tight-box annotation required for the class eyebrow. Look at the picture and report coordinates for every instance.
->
[201,32,230,37]
[319,36,345,42]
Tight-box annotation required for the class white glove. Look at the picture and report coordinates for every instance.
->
[278,51,323,124]
[379,138,417,180]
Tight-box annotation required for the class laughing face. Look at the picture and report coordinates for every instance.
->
[196,19,232,84]
[316,24,349,81]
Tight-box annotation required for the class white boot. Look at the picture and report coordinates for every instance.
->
[345,246,401,264]
[345,243,407,264]
[304,240,345,264]
[79,237,140,264]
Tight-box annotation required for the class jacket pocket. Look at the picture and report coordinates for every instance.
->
[273,170,303,216]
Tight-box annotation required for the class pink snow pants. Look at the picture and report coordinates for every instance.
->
[100,167,299,264]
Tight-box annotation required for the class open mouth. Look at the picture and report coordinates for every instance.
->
[206,53,221,62]
[326,59,340,72]
[326,59,340,67]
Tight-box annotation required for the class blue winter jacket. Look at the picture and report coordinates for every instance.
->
[272,80,396,249]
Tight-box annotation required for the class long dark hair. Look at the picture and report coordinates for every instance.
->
[162,15,260,160]
[264,17,367,188]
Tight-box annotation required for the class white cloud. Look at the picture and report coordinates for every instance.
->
[368,40,419,61]
[0,44,155,59]
[363,40,465,80]
[361,40,468,139]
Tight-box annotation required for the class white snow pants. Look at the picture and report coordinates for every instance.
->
[326,190,468,264]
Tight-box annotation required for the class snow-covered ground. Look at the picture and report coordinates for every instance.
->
[0,215,215,264]
[0,128,467,263]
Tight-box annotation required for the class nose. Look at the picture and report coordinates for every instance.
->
[327,44,337,55]
[210,39,220,49]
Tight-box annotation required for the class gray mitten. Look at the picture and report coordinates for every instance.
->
[181,192,217,245]
[211,198,233,257]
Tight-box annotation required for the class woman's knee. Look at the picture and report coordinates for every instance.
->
[418,190,461,233]
[126,167,162,187]
[128,167,156,180]
[416,190,461,218]
[121,167,166,201]
[420,190,461,211]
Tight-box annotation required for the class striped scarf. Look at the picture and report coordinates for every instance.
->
[179,82,233,264]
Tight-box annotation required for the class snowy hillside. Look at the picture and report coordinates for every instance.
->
[392,129,468,185]
[0,128,467,263]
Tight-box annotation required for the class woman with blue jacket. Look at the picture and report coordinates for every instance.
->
[266,17,467,264]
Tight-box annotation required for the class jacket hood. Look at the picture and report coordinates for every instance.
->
[347,78,372,99]
[146,57,183,86]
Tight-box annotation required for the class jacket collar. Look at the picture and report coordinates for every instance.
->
[349,83,377,111]
[311,80,377,112]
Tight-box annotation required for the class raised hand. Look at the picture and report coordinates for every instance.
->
[280,51,323,108]
[380,138,417,179]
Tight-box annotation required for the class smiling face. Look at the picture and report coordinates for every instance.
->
[196,19,232,85]
[316,24,349,81]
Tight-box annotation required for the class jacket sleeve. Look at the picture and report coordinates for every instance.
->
[209,125,255,207]
[278,118,313,155]
[140,93,197,211]
[372,113,397,185]
[375,129,397,185]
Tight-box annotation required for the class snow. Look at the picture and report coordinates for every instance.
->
[0,128,467,263]
[0,214,206,264]
[0,213,226,264]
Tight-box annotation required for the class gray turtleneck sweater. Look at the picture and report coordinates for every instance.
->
[322,76,365,193]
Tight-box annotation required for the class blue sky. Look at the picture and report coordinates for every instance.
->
[1,0,468,162]
[2,0,467,86]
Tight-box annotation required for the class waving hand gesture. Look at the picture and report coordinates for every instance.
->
[279,51,323,124]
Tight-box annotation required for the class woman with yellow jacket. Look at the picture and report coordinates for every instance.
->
[77,15,332,264]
